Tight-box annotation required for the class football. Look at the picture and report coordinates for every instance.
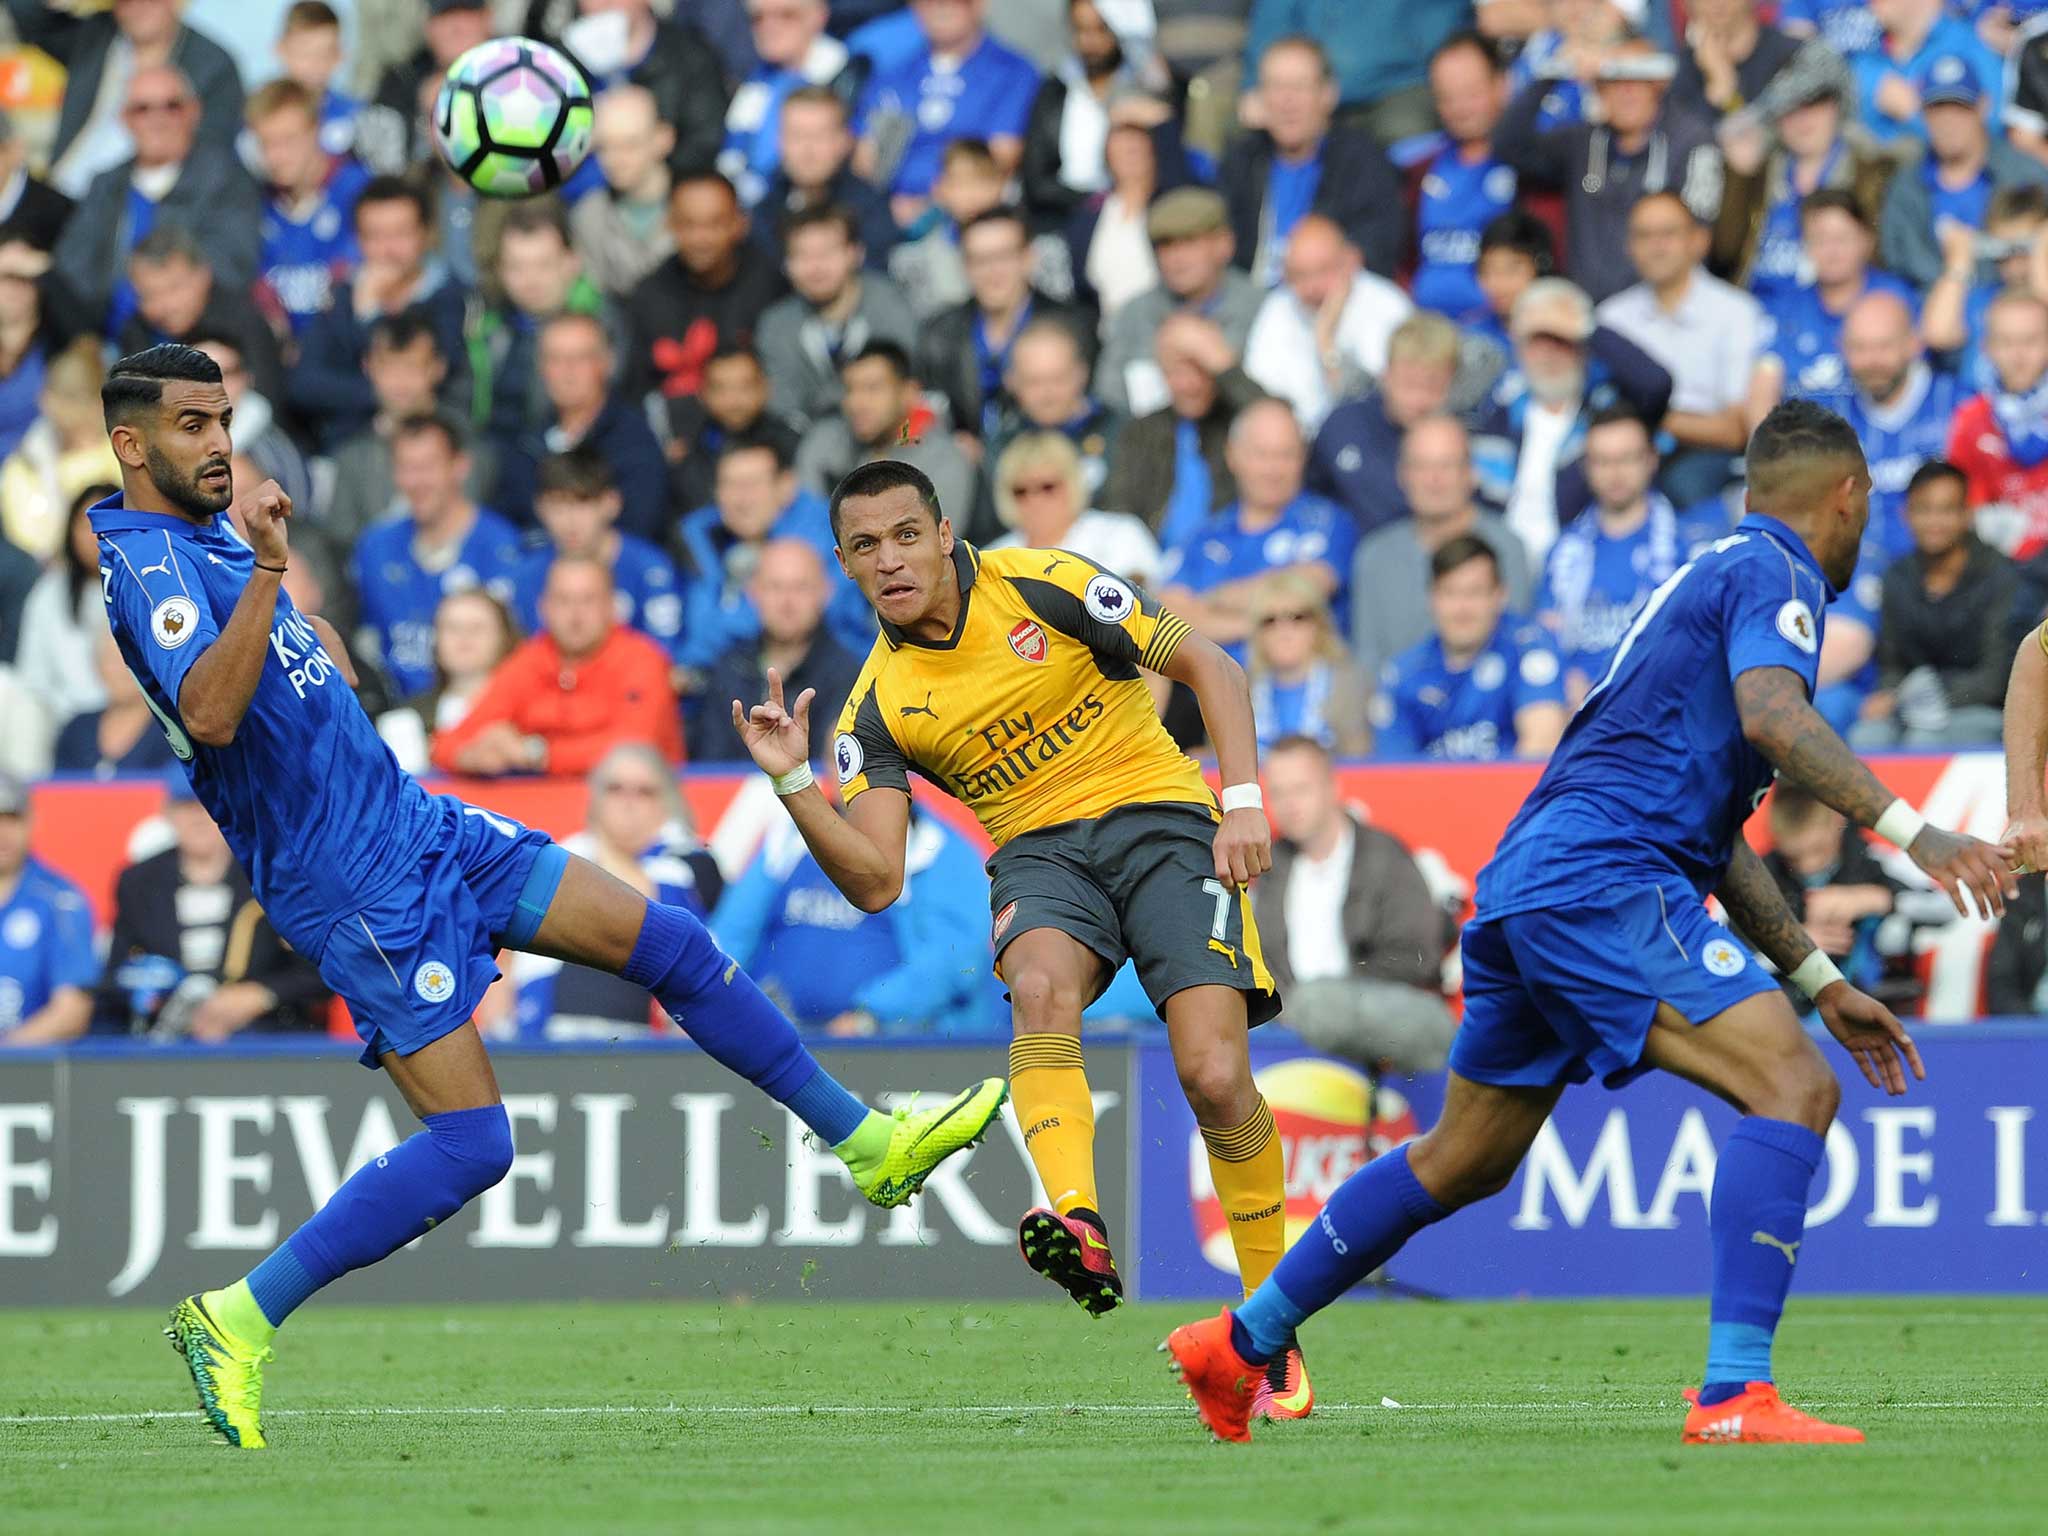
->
[432,36,594,199]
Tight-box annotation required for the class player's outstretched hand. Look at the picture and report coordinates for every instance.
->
[732,667,816,781]
[1815,980,1925,1097]
[2000,816,2048,877]
[1905,825,2017,919]
[239,478,293,567]
[1213,807,1272,891]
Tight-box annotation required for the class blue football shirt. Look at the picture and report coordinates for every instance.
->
[1536,496,1724,684]
[1160,493,1360,662]
[1371,618,1567,762]
[1778,0,1883,56]
[509,533,684,654]
[1476,514,1832,920]
[1924,160,1993,237]
[856,33,1039,198]
[352,509,525,697]
[90,497,446,957]
[1413,147,1518,323]
[1843,363,1963,566]
[259,157,371,335]
[1849,15,2004,147]
[0,857,97,1036]
[1764,269,1917,407]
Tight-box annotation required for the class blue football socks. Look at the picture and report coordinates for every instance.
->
[1698,1116,1825,1406]
[235,1104,515,1332]
[621,901,870,1146]
[1231,1144,1449,1363]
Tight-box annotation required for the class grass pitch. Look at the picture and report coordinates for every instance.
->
[4,1297,2041,1535]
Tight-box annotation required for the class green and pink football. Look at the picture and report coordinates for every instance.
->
[432,37,594,198]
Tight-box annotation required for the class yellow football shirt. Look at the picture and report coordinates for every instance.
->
[832,542,1216,847]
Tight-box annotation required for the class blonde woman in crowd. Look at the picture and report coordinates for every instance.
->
[17,484,118,729]
[1246,569,1372,757]
[987,429,1162,584]
[0,339,121,561]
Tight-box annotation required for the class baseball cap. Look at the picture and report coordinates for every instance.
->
[427,0,488,15]
[1922,53,1982,110]
[0,772,26,817]
[1147,187,1229,245]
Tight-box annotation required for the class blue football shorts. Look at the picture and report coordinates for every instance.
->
[315,795,556,1067]
[1449,878,1783,1090]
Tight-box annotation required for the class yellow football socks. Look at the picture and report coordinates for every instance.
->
[1008,1033,1099,1217]
[1201,1097,1285,1295]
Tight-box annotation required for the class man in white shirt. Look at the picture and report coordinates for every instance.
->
[1243,214,1412,433]
[1251,736,1456,1073]
[1595,190,1762,505]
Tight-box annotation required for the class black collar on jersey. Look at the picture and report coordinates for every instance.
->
[878,539,980,651]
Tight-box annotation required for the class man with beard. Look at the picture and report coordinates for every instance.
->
[90,343,1004,1451]
[1470,278,1673,565]
[1837,291,1962,566]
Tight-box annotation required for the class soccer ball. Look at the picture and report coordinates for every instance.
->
[432,37,594,199]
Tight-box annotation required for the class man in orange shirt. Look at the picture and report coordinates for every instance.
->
[432,556,683,774]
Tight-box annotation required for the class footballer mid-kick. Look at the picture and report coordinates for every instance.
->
[734,460,1315,1421]
[91,346,1006,1450]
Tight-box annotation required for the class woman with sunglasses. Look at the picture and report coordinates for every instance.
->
[1246,569,1371,757]
[986,429,1161,584]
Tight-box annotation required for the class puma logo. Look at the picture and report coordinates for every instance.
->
[1042,555,1069,575]
[1751,1230,1800,1265]
[900,691,938,720]
[1207,937,1240,969]
[140,557,174,579]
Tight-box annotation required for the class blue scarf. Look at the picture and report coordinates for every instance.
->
[1992,371,2048,470]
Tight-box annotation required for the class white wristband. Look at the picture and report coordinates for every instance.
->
[1787,949,1846,1001]
[1220,783,1263,814]
[770,762,815,797]
[1873,798,1927,849]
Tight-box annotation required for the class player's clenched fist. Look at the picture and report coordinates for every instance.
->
[1213,807,1272,891]
[732,667,816,781]
[239,478,294,567]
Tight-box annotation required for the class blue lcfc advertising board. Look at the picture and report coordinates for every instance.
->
[1129,1027,2048,1301]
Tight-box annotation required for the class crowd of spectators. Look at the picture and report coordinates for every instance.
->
[8,0,2048,1044]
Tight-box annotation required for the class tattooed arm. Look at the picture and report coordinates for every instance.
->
[1717,839,1926,1095]
[1714,838,1817,975]
[1734,666,2014,918]
[1733,666,1894,824]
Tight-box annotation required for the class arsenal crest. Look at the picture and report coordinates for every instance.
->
[1008,619,1048,662]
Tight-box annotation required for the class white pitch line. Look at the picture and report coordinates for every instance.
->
[3,1400,2033,1426]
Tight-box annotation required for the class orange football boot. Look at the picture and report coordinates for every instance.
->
[1682,1382,1865,1444]
[1162,1310,1261,1443]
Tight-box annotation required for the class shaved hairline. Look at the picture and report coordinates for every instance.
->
[1746,443,1865,516]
